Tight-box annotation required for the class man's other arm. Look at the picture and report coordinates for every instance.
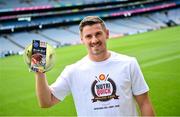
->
[135,92,155,116]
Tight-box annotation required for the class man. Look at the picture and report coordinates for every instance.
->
[35,16,155,116]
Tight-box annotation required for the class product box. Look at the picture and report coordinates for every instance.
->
[30,40,47,73]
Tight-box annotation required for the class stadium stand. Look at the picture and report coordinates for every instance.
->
[165,8,180,24]
[106,20,138,35]
[0,0,121,9]
[0,36,23,57]
[0,0,180,57]
[113,18,150,33]
[40,27,80,45]
[10,31,59,48]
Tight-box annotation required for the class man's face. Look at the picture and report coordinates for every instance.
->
[81,23,109,55]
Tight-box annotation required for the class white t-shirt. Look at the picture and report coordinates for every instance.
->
[50,51,149,116]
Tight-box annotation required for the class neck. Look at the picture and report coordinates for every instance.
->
[88,50,110,62]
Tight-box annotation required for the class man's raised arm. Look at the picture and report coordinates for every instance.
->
[35,72,59,108]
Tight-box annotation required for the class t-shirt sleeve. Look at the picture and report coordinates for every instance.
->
[50,66,71,101]
[130,58,149,96]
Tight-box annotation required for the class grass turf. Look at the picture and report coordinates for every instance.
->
[0,26,180,116]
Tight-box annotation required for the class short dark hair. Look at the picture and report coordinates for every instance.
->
[79,16,106,33]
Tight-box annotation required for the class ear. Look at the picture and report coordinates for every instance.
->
[80,35,85,44]
[80,31,86,45]
[106,29,109,40]
[79,32,83,44]
[80,38,84,44]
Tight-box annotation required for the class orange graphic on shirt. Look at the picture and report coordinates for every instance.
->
[99,74,105,81]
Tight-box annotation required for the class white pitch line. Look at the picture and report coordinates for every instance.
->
[141,54,180,68]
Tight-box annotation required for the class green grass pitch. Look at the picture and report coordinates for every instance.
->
[0,26,180,116]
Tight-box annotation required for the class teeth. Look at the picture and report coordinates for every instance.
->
[90,42,101,47]
[93,43,101,47]
[93,45,99,47]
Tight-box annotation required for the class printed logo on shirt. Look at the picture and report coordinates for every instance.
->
[91,74,119,102]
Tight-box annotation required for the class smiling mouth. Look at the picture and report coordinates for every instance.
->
[91,41,102,48]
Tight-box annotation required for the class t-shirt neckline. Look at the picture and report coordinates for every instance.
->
[85,51,114,66]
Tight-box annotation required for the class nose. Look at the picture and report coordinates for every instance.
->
[91,36,99,44]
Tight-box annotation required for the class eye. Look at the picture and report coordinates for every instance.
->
[85,34,92,40]
[96,32,102,37]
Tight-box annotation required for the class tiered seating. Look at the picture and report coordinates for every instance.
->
[167,9,180,24]
[40,27,80,45]
[10,31,58,48]
[106,20,138,35]
[130,16,159,30]
[112,18,147,33]
[146,14,167,28]
[66,25,79,34]
[152,12,170,23]
[0,0,120,9]
[0,36,23,57]
[0,8,179,57]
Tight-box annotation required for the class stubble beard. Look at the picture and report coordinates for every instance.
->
[92,48,105,55]
[91,43,106,55]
